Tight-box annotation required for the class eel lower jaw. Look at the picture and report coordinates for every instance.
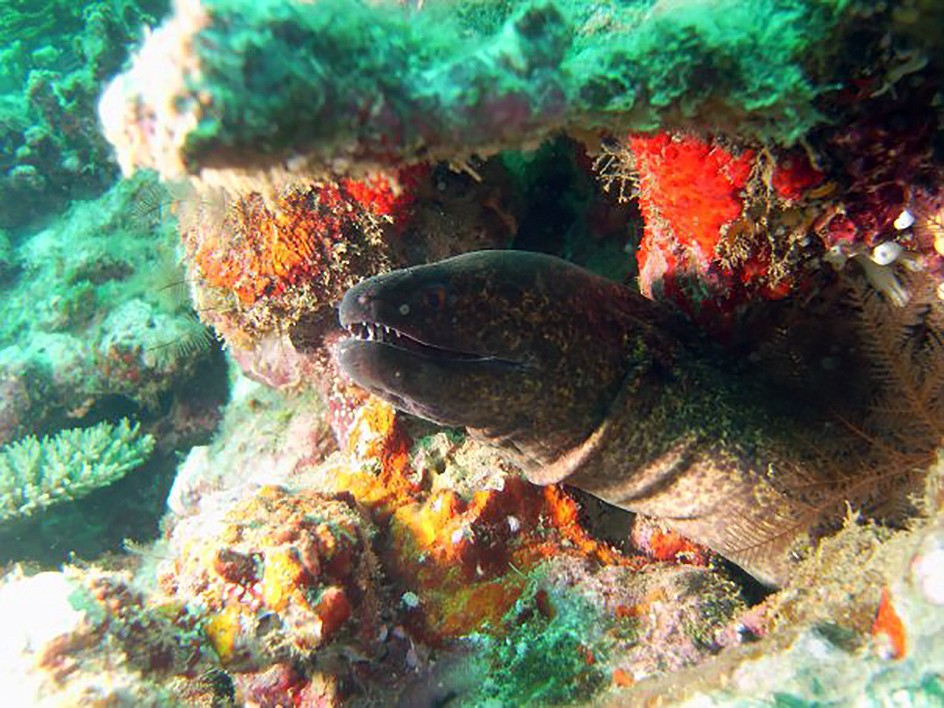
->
[335,323,528,424]
[334,337,482,423]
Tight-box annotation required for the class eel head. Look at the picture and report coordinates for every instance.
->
[337,250,673,469]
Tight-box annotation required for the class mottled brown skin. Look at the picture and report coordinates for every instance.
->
[336,250,829,586]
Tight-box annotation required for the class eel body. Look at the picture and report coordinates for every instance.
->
[336,250,834,586]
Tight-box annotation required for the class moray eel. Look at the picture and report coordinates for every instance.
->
[337,250,830,586]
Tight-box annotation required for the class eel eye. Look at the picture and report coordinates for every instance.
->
[422,284,448,311]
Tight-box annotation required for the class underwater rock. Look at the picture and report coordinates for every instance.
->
[0,171,229,563]
[165,486,382,671]
[159,385,753,704]
[0,370,30,446]
[99,0,880,186]
[176,173,411,352]
[0,172,219,431]
[0,229,16,284]
[0,571,90,705]
[320,398,755,703]
[1,391,939,706]
[164,365,334,524]
[606,132,796,327]
[598,122,944,330]
[602,458,944,705]
[393,556,746,707]
[0,566,212,707]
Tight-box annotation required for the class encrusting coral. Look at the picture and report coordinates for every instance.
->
[0,418,153,523]
[4,366,942,704]
[148,392,750,704]
[170,486,382,674]
[177,170,422,350]
[598,123,944,332]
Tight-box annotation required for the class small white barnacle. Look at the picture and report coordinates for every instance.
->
[401,591,421,609]
[853,252,909,306]
[894,209,915,230]
[823,244,849,270]
[870,241,903,266]
[399,303,410,315]
[506,515,521,533]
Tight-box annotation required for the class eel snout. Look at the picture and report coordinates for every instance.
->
[338,271,517,365]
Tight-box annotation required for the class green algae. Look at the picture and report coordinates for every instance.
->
[466,579,611,706]
[566,0,852,143]
[106,0,870,182]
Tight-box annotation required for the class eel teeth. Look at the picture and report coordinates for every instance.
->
[350,321,400,343]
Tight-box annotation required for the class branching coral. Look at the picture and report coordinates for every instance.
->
[0,418,154,523]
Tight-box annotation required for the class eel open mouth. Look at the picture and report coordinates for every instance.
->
[343,320,495,362]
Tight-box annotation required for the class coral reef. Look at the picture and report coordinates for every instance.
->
[9,384,941,705]
[0,567,214,706]
[0,418,153,523]
[0,0,169,231]
[601,122,943,331]
[299,398,747,702]
[97,0,944,351]
[609,131,770,328]
[0,172,218,434]
[178,172,413,350]
[172,487,382,672]
[589,6,944,327]
[462,560,744,705]
[603,457,944,705]
[1,0,943,705]
[0,170,228,564]
[0,374,743,705]
[303,398,643,644]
